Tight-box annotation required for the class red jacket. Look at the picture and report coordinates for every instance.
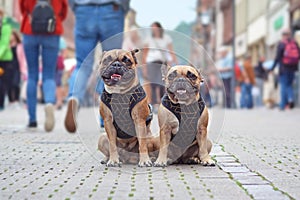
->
[19,0,68,35]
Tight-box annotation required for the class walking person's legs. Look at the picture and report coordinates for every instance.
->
[150,84,157,105]
[0,61,9,109]
[256,78,264,107]
[41,35,60,132]
[23,35,39,127]
[223,78,231,108]
[0,76,4,110]
[13,69,21,102]
[65,6,102,133]
[240,83,246,108]
[5,64,15,103]
[246,84,253,109]
[279,74,288,110]
[65,4,125,133]
[286,72,295,108]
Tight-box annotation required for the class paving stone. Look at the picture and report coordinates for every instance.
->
[243,185,290,200]
[220,162,243,167]
[236,175,270,185]
[220,166,250,173]
[214,155,238,163]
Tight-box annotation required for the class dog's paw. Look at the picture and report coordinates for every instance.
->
[100,157,108,165]
[138,160,153,167]
[138,156,152,167]
[186,157,201,165]
[106,159,122,167]
[153,159,168,167]
[200,156,215,166]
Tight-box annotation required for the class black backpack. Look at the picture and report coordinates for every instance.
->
[31,0,56,34]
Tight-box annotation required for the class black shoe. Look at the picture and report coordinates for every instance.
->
[28,121,37,128]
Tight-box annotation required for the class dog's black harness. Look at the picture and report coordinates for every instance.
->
[101,84,152,139]
[161,94,205,149]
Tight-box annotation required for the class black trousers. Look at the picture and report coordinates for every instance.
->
[150,83,164,105]
[222,77,232,108]
[0,61,15,108]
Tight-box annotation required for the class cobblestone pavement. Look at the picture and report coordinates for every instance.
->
[0,105,298,199]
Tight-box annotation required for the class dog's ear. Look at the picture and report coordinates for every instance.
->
[198,69,204,83]
[196,68,204,83]
[99,51,106,65]
[161,64,171,81]
[190,64,204,83]
[97,51,106,76]
[130,49,139,65]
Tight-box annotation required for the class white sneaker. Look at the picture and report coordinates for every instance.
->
[64,97,79,133]
[44,103,55,132]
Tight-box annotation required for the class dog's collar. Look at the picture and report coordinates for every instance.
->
[161,94,205,123]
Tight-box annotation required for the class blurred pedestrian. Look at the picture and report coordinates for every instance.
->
[142,22,177,109]
[240,55,255,109]
[55,39,66,110]
[254,56,267,107]
[0,8,13,111]
[65,0,130,133]
[122,9,143,83]
[270,28,300,110]
[11,30,27,106]
[7,30,23,107]
[217,46,233,108]
[19,0,68,130]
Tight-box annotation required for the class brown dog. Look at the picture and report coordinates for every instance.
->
[154,65,215,167]
[97,49,159,167]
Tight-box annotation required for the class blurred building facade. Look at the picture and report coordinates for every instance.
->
[191,0,300,63]
[192,0,300,106]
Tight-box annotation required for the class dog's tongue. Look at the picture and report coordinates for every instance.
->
[111,74,121,81]
[176,89,187,95]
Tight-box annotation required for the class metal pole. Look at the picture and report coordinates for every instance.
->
[231,0,236,108]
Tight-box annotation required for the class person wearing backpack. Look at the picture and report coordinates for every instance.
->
[270,28,300,110]
[19,0,68,131]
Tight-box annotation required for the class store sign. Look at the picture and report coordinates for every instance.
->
[274,15,284,31]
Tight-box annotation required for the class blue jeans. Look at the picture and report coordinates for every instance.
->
[240,83,253,109]
[68,4,125,103]
[23,34,59,123]
[254,78,264,107]
[279,72,295,109]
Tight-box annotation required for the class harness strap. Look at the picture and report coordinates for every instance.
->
[101,84,153,139]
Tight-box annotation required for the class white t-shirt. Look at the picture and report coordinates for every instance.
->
[144,34,172,63]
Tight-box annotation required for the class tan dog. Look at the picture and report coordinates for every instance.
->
[154,65,215,167]
[97,49,159,167]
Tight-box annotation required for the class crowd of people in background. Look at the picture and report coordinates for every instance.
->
[0,0,300,133]
[214,27,300,110]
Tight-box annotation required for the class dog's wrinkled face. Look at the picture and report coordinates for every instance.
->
[99,49,139,87]
[162,65,203,105]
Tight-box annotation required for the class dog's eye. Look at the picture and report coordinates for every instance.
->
[168,71,177,80]
[122,56,132,66]
[187,71,197,81]
[102,55,113,66]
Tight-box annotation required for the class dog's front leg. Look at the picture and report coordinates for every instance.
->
[154,127,172,167]
[197,108,215,166]
[135,120,152,167]
[105,121,121,167]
